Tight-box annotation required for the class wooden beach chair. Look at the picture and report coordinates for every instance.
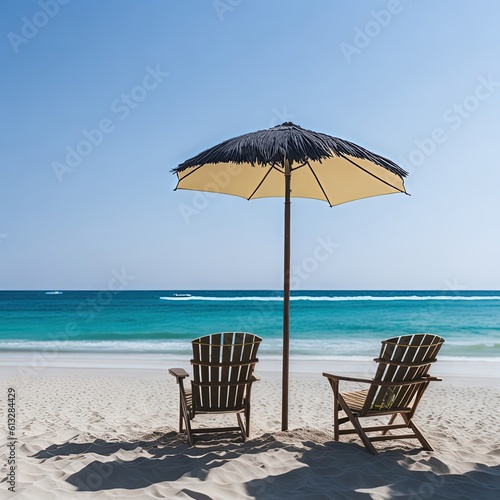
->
[169,332,262,446]
[323,334,444,454]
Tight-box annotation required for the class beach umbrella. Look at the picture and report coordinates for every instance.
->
[172,122,408,431]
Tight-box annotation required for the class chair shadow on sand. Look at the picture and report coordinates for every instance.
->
[33,430,500,498]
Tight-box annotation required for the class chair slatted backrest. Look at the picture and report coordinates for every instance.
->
[191,332,261,412]
[362,334,444,414]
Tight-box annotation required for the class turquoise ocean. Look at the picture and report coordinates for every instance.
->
[1,290,500,361]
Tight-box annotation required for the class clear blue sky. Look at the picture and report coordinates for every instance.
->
[1,0,499,290]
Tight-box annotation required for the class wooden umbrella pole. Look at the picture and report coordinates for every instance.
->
[282,158,291,431]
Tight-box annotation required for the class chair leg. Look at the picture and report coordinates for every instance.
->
[381,412,398,435]
[186,428,194,446]
[236,413,247,442]
[245,401,251,437]
[403,414,433,451]
[337,395,378,455]
[327,378,341,441]
[183,408,194,446]
[333,381,339,441]
[350,413,378,455]
[178,394,184,433]
[178,395,194,445]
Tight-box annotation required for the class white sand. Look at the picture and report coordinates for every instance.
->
[1,353,499,499]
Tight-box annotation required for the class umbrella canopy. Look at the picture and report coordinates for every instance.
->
[174,122,407,205]
[172,122,408,431]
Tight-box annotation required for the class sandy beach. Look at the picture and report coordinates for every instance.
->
[1,354,499,499]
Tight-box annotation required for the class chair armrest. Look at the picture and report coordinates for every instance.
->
[252,373,261,382]
[169,368,189,380]
[422,375,442,382]
[322,372,373,384]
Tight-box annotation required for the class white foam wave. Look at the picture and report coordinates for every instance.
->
[160,296,281,301]
[0,340,190,353]
[1,340,499,364]
[1,339,499,362]
[45,291,63,295]
[160,294,500,302]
